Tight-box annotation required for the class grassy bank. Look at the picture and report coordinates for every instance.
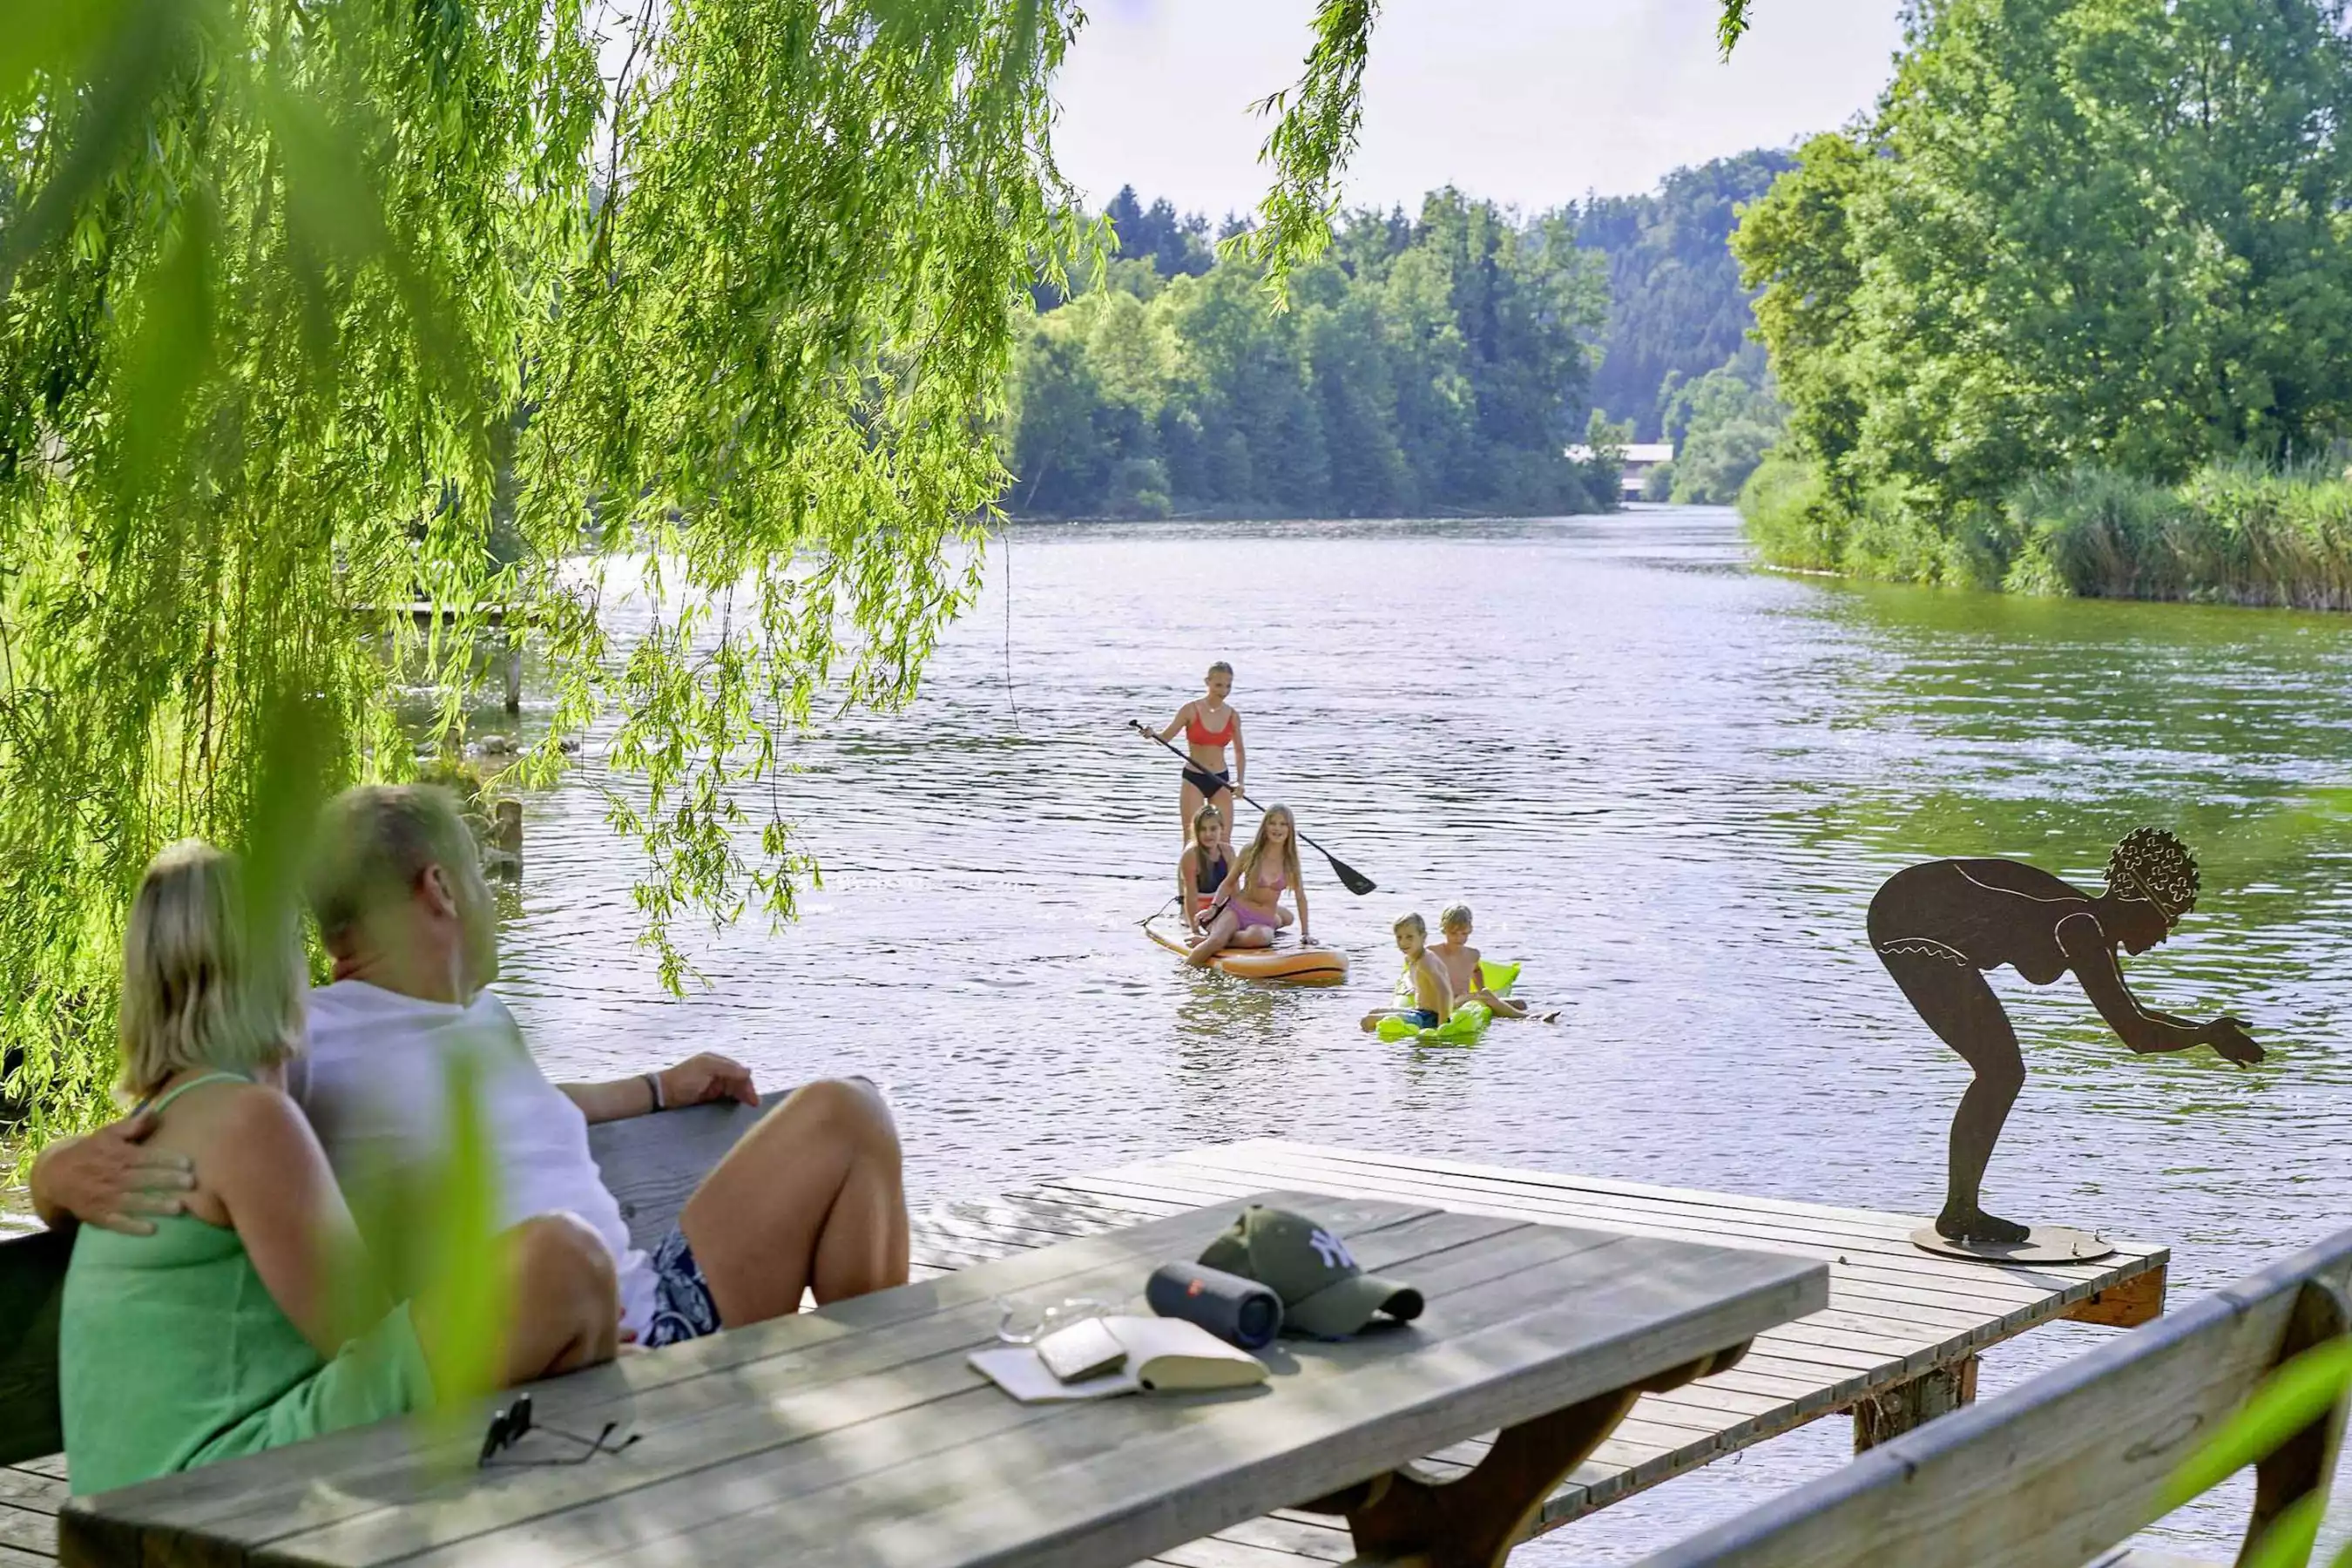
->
[1740,456,2352,610]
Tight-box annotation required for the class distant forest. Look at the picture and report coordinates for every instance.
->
[1001,154,1793,519]
[1577,150,1793,442]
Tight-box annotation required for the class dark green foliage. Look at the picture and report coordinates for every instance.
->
[1573,151,1794,440]
[1105,186,1214,280]
[1736,0,2352,593]
[1666,357,1784,504]
[1005,189,1612,518]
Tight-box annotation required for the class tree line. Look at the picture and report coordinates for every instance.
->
[1006,156,1798,520]
[1734,0,2352,599]
[1006,190,1625,518]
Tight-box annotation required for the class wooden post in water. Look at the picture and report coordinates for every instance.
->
[503,633,522,713]
[1851,1355,1977,1450]
[493,798,523,872]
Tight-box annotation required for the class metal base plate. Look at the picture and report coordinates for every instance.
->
[1909,1224,2117,1264]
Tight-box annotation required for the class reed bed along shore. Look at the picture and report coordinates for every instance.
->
[1740,456,2352,611]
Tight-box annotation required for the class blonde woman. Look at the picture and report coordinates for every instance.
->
[1141,660,1246,836]
[1189,804,1309,965]
[57,841,618,1495]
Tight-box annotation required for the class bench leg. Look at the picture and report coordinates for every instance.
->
[1853,1355,1977,1452]
[1299,1343,1753,1568]
[2238,1278,2350,1568]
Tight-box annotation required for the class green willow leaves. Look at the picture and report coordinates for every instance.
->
[0,0,1079,1129]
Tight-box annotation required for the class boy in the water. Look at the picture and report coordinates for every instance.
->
[1360,913,1453,1032]
[1430,903,1557,1021]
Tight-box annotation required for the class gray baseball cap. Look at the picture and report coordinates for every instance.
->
[1199,1205,1424,1339]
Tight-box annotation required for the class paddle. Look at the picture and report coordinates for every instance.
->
[1128,720,1377,896]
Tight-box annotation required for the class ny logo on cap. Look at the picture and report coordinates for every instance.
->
[1308,1228,1355,1272]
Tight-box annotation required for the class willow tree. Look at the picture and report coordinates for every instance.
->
[0,0,1091,1135]
[1,0,1747,1137]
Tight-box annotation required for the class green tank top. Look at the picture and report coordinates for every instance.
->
[58,1072,434,1496]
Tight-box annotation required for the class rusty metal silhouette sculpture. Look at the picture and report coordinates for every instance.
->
[1869,829,2261,1258]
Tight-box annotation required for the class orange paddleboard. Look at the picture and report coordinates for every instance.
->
[1146,917,1350,987]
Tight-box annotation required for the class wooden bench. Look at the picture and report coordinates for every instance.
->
[1625,1226,2352,1568]
[0,1092,792,1468]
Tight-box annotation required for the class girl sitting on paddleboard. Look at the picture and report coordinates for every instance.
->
[1142,661,1244,837]
[1190,804,1309,965]
[1179,805,1230,935]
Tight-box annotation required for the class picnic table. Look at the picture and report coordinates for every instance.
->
[58,1189,1825,1568]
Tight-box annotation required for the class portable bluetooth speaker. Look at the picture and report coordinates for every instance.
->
[1145,1261,1283,1350]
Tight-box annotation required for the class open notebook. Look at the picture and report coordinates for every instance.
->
[970,1315,1268,1402]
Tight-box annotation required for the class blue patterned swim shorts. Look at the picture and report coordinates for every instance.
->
[643,1224,723,1348]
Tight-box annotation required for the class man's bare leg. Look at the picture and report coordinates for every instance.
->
[416,1212,619,1394]
[678,1078,909,1325]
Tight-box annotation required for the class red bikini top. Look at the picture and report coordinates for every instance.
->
[1186,706,1235,747]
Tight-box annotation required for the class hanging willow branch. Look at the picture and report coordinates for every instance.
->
[0,0,1082,1134]
[1236,0,1759,297]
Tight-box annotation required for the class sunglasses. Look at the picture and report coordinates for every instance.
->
[477,1392,639,1469]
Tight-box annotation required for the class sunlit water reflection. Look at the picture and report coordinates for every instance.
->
[488,508,2348,1558]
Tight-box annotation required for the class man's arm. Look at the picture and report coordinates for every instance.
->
[558,1051,760,1125]
[27,1112,196,1234]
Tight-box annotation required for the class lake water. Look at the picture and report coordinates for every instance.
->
[494,507,2348,1559]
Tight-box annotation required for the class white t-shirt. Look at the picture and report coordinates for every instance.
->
[299,979,656,1336]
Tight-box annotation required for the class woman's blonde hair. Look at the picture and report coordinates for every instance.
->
[118,840,305,1099]
[1234,804,1303,899]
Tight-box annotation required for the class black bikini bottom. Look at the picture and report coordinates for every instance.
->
[1184,766,1232,799]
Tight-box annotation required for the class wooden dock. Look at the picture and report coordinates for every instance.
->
[0,1139,2166,1566]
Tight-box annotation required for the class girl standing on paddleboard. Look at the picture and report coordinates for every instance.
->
[1141,662,1244,837]
[1190,805,1309,966]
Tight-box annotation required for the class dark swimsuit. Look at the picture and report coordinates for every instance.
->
[1182,707,1235,801]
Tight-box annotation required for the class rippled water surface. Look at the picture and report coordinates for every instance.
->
[496,508,2348,1560]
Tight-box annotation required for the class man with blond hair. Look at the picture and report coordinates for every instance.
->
[37,784,909,1348]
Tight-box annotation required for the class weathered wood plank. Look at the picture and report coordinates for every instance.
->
[2063,1267,2167,1328]
[1130,1144,2160,1309]
[63,1197,1469,1556]
[586,1090,792,1252]
[246,1215,1614,1568]
[1627,1228,2352,1568]
[0,1504,57,1558]
[438,1240,1813,1568]
[0,1470,64,1514]
[66,1210,1824,1568]
[1149,1147,2167,1332]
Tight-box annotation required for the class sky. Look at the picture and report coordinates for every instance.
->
[1049,0,1907,217]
